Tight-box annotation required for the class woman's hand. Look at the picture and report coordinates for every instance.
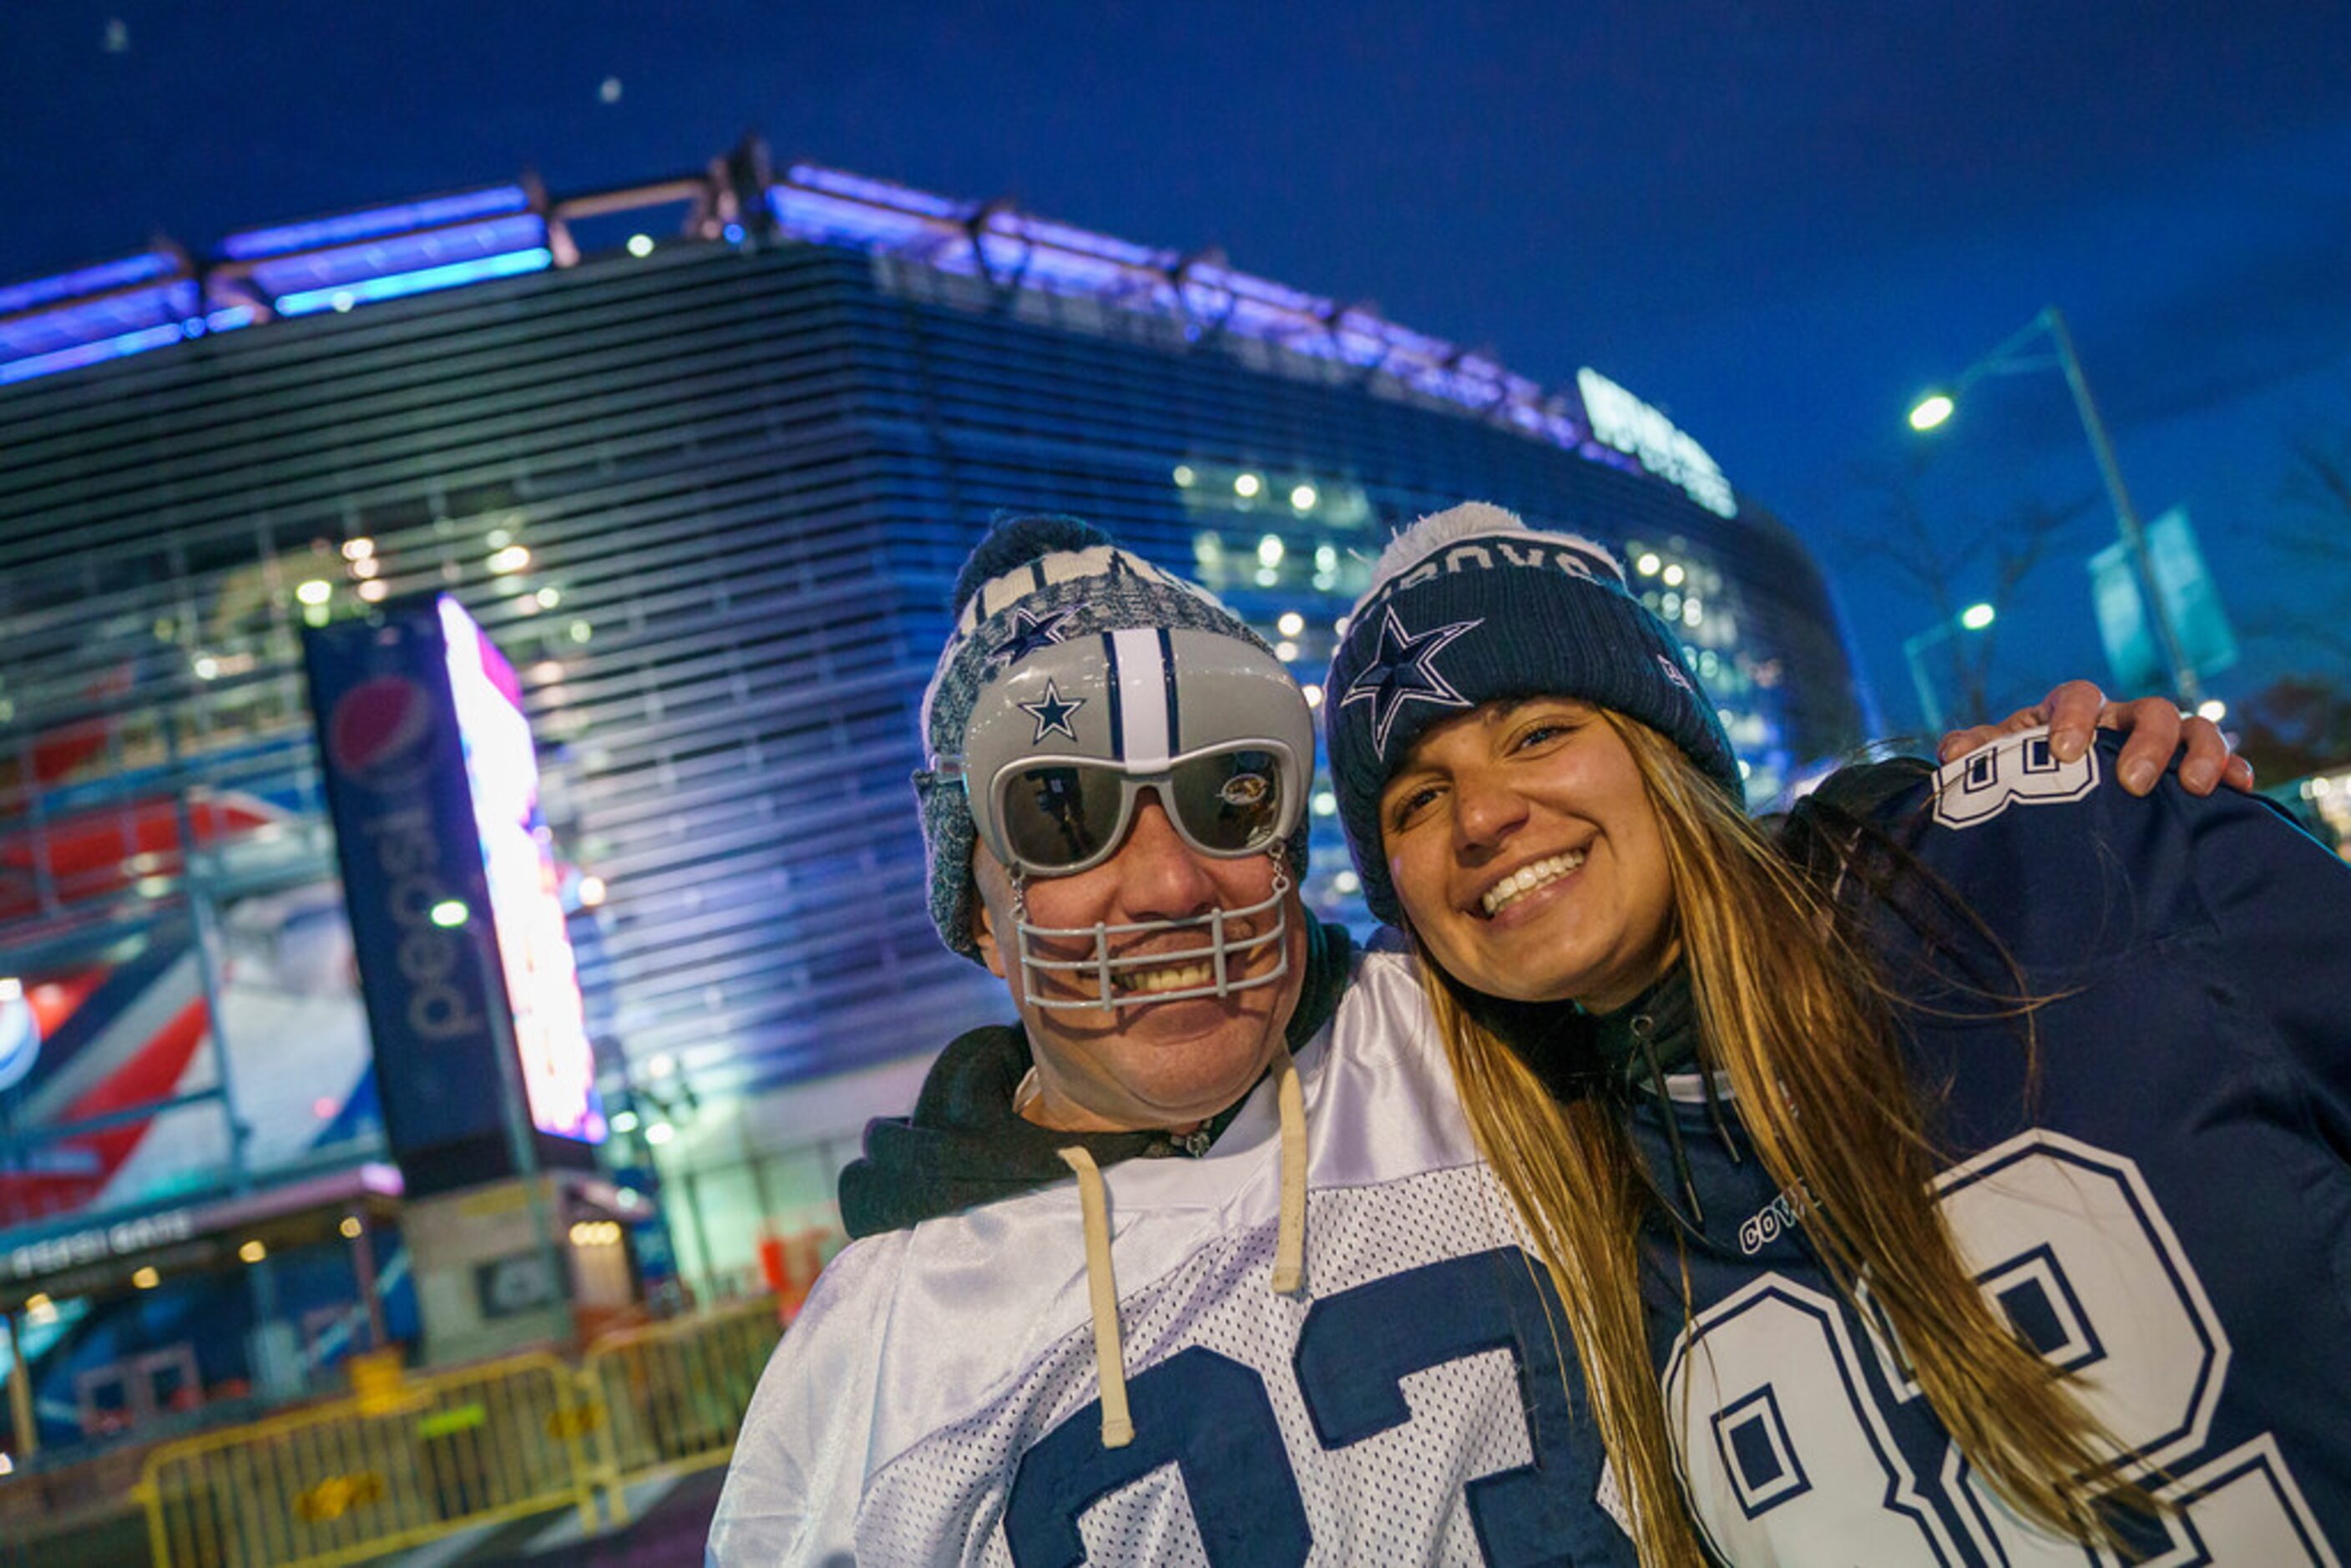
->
[1937,679,2252,797]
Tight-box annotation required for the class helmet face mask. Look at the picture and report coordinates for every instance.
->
[945,628,1313,1010]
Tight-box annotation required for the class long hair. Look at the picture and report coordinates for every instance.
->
[1415,712,2141,1564]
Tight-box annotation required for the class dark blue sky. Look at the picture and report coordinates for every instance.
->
[6,0,2348,729]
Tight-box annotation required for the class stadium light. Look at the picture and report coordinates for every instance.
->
[1909,307,2200,705]
[1907,392,1954,431]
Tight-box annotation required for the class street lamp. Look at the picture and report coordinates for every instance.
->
[1906,306,2202,706]
[1903,602,1995,733]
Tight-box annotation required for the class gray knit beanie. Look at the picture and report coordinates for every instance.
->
[916,513,1311,960]
[1323,502,1742,926]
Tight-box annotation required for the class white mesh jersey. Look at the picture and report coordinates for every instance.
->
[708,943,1636,1566]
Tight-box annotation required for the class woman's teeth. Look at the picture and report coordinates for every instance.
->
[1117,960,1216,995]
[1482,851,1586,917]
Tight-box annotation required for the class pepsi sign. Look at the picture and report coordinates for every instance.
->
[305,595,603,1201]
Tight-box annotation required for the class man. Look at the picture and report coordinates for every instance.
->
[709,512,2240,1565]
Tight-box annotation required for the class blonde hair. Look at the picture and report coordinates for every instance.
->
[1415,712,2141,1565]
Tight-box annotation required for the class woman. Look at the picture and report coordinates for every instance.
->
[1323,503,2351,1565]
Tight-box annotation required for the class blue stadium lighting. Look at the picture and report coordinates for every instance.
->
[219,185,532,260]
[0,250,176,316]
[0,280,198,359]
[250,215,548,300]
[271,248,553,316]
[786,164,968,220]
[0,154,1730,510]
[768,185,949,251]
[0,321,188,387]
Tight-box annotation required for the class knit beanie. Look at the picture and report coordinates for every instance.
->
[917,513,1312,960]
[1322,502,1742,925]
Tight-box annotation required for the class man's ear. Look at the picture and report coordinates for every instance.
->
[968,852,1009,979]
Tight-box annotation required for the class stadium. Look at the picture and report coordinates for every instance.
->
[0,136,1864,1479]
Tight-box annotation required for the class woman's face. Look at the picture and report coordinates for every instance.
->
[1378,699,1680,1011]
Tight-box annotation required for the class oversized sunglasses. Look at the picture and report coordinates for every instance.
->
[973,742,1301,878]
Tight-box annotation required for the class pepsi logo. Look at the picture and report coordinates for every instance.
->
[327,676,440,793]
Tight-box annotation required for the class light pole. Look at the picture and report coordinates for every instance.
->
[1906,306,2203,707]
[1902,602,1995,733]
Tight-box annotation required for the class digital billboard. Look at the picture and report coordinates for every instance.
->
[305,595,604,1197]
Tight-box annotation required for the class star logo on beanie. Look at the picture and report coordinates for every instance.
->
[1341,607,1483,755]
[1018,679,1085,744]
[987,606,1077,671]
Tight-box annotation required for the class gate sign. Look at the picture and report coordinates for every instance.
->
[305,595,604,1199]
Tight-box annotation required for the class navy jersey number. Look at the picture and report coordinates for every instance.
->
[1297,1246,1600,1568]
[1661,1131,2335,1565]
[1004,1347,1309,1568]
[1004,1247,1613,1565]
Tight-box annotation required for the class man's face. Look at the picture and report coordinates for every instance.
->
[971,794,1306,1133]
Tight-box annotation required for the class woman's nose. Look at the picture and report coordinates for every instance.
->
[1449,767,1529,854]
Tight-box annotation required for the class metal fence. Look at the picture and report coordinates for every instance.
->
[581,1297,781,1525]
[134,1300,782,1568]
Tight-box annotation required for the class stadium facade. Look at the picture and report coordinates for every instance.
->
[0,141,1865,1443]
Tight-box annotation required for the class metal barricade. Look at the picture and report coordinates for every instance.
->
[579,1296,782,1523]
[136,1350,597,1568]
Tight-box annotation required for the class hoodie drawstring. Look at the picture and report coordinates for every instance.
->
[1270,1039,1308,1294]
[1632,1010,1706,1228]
[1058,1048,1311,1449]
[1056,1146,1135,1449]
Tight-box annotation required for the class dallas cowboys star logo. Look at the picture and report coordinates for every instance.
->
[987,606,1076,671]
[1018,679,1085,744]
[1340,606,1484,756]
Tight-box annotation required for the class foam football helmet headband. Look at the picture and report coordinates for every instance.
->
[947,627,1312,1009]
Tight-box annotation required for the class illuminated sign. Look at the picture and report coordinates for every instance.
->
[1576,368,1737,518]
[437,599,604,1143]
[7,1209,195,1282]
[306,595,604,1199]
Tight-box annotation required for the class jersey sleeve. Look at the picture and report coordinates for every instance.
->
[2177,769,2351,1136]
[705,1235,907,1566]
[1904,728,2351,1140]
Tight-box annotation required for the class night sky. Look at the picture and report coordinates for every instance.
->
[6,1,2348,733]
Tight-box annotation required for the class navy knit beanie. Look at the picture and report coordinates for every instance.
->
[1323,502,1743,925]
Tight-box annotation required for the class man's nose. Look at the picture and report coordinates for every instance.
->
[1111,792,1221,919]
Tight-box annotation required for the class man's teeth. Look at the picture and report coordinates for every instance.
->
[1482,851,1585,917]
[1117,961,1216,994]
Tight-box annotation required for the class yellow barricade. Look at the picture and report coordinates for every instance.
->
[136,1350,598,1568]
[579,1297,782,1523]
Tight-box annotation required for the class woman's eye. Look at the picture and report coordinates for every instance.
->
[1388,785,1441,829]
[1511,721,1571,751]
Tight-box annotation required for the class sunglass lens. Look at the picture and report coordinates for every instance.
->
[999,765,1129,872]
[1170,749,1286,854]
